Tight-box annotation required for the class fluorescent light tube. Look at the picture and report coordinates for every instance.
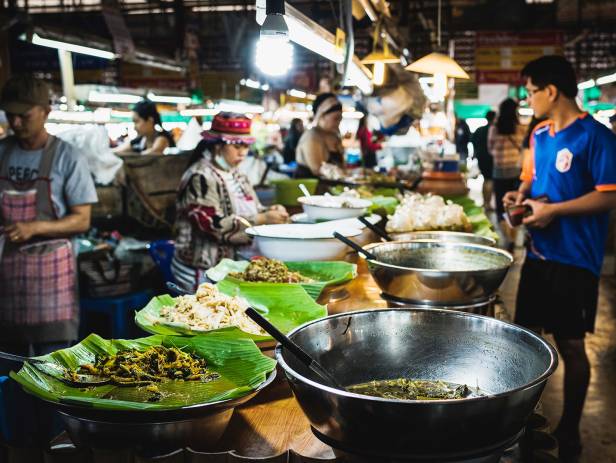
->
[288,89,307,98]
[32,33,116,60]
[147,92,192,104]
[88,91,142,104]
[577,79,595,90]
[285,14,344,64]
[180,108,220,117]
[596,73,616,86]
[216,100,264,114]
[344,60,373,94]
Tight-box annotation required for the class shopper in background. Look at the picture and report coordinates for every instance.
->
[172,112,288,292]
[295,92,344,177]
[282,118,304,165]
[471,110,496,210]
[488,98,526,246]
[0,75,97,365]
[454,115,471,161]
[356,114,383,169]
[504,55,616,459]
[113,100,175,155]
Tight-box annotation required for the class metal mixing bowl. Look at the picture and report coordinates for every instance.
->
[364,240,513,304]
[50,368,277,451]
[388,230,496,247]
[276,309,557,460]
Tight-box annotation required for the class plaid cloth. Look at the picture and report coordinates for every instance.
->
[0,239,76,325]
[1,190,37,223]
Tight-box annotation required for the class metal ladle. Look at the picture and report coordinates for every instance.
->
[0,351,109,387]
[245,308,346,391]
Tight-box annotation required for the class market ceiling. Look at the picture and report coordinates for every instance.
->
[2,0,615,84]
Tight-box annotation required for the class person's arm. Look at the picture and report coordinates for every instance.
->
[523,191,616,228]
[141,135,170,155]
[113,139,134,154]
[5,204,91,242]
[487,126,497,154]
[302,134,328,175]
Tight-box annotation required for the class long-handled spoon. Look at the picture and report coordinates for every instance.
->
[298,183,312,198]
[332,232,378,261]
[245,308,346,391]
[358,217,390,242]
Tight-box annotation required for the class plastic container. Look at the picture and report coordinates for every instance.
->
[271,178,319,206]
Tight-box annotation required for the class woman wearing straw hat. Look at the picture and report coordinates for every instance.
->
[171,112,289,291]
[295,93,344,177]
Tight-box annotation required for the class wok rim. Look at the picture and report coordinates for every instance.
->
[298,195,372,210]
[275,308,558,405]
[363,239,513,273]
[387,230,497,247]
[247,227,362,241]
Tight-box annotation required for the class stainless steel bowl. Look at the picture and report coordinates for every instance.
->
[51,369,277,451]
[275,309,557,460]
[364,240,513,304]
[388,230,497,247]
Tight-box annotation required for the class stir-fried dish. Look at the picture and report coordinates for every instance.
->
[348,378,479,400]
[66,346,219,401]
[160,283,265,335]
[230,258,311,284]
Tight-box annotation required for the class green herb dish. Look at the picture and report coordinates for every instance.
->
[10,332,276,411]
[206,259,357,300]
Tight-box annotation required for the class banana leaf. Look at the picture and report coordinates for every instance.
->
[135,278,327,341]
[449,196,499,241]
[10,332,276,411]
[206,259,357,299]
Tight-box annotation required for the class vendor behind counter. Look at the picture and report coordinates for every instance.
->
[113,100,175,155]
[295,93,344,178]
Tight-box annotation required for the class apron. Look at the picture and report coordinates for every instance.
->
[0,136,77,330]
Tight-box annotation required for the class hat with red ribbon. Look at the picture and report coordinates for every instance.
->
[202,112,256,144]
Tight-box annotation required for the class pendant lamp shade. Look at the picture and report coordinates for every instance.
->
[361,49,399,65]
[405,52,470,79]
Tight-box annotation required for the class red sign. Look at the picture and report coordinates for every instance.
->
[475,31,564,84]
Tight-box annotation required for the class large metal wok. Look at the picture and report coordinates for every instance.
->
[276,309,557,460]
[364,240,513,305]
[48,369,277,451]
[388,230,496,247]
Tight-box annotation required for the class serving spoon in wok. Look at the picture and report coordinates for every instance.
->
[357,216,391,242]
[245,307,347,392]
[0,351,110,387]
[333,232,378,261]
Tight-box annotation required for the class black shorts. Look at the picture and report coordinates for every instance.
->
[515,258,599,339]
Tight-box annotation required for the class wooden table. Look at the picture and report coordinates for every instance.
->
[215,258,387,459]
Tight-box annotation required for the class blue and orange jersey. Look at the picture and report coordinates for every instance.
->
[520,113,616,275]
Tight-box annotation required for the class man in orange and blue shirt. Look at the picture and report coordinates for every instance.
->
[504,55,616,459]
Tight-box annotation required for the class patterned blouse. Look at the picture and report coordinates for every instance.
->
[174,154,264,270]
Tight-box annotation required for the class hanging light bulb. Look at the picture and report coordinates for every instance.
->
[256,0,293,76]
[372,62,386,86]
[361,20,399,87]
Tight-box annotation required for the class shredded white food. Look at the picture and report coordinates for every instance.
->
[386,193,471,233]
[160,283,265,336]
